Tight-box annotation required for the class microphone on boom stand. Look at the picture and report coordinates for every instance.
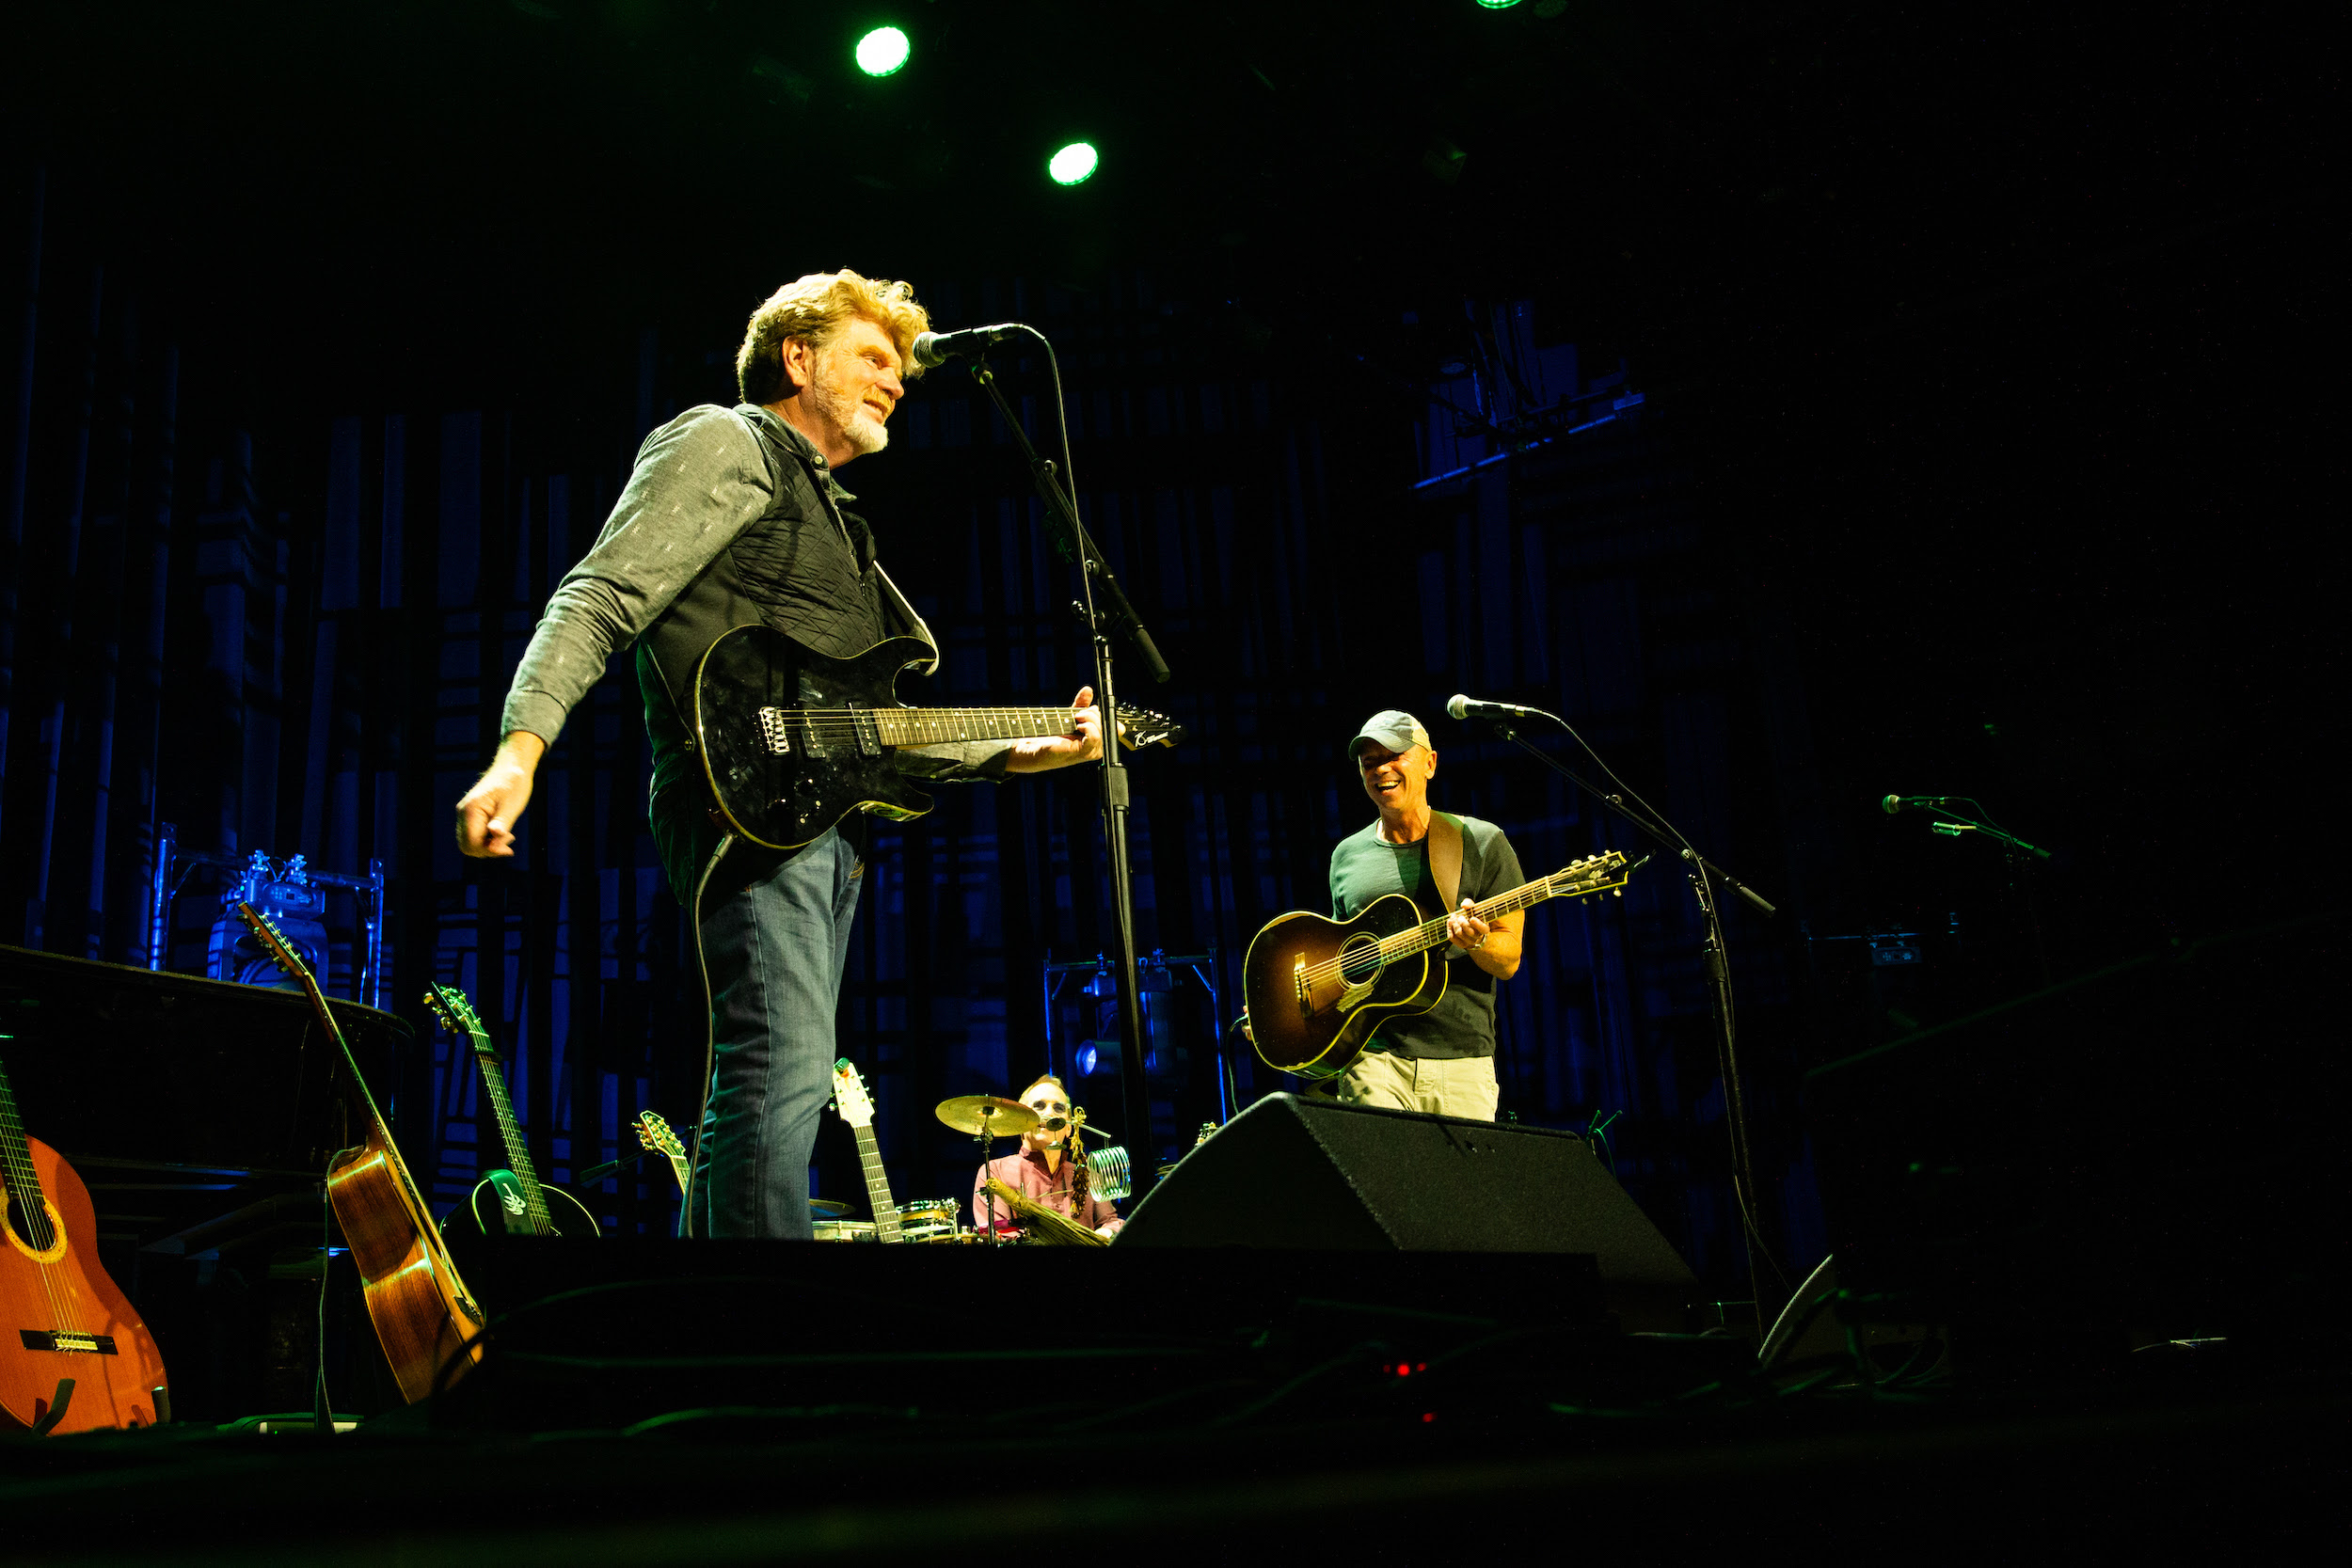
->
[577,1148,652,1184]
[1447,693,1555,723]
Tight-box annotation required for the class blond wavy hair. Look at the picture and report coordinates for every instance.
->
[735,270,930,404]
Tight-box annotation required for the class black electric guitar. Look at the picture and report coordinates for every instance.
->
[829,1060,902,1243]
[1244,852,1642,1081]
[695,625,1184,850]
[422,985,599,1242]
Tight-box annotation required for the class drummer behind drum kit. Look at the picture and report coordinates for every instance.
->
[808,1074,1136,1244]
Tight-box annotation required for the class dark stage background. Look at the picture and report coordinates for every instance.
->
[0,3,2332,1301]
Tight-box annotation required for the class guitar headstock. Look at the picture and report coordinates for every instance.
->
[235,902,321,993]
[421,983,496,1056]
[1112,704,1185,752]
[1547,850,1638,901]
[634,1109,686,1160]
[831,1057,877,1130]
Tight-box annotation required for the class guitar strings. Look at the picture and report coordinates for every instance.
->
[1,1072,78,1334]
[1295,871,1612,989]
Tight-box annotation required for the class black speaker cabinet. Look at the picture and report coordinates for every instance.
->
[1120,1093,1695,1289]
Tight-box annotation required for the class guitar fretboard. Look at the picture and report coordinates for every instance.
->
[850,1125,903,1243]
[0,1055,57,1250]
[467,1033,551,1235]
[1371,862,1623,966]
[872,706,1078,748]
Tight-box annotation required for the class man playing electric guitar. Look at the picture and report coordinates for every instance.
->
[454,271,1102,1240]
[1301,710,1526,1119]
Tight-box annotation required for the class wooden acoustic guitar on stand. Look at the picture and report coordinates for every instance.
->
[421,983,600,1250]
[237,904,485,1402]
[0,1051,171,1433]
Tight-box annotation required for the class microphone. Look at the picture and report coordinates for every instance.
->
[1447,694,1550,722]
[911,323,1026,370]
[1882,795,1951,815]
[577,1148,650,1183]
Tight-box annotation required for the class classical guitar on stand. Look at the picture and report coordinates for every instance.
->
[422,985,600,1242]
[1244,852,1644,1081]
[829,1060,902,1244]
[0,1052,171,1434]
[238,904,485,1402]
[695,625,1184,850]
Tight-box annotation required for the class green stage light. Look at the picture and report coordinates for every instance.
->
[855,26,911,77]
[1477,0,1524,8]
[1048,141,1099,185]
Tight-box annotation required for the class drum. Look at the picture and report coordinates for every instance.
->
[894,1197,961,1243]
[812,1220,878,1243]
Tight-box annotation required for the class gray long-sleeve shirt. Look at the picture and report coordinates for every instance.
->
[499,402,1012,793]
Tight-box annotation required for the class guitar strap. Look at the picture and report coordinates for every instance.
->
[1428,812,1465,923]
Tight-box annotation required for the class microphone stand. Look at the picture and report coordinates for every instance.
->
[969,350,1170,1187]
[1480,713,1780,1334]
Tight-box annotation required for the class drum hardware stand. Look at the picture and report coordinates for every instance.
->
[968,1103,1019,1247]
[970,343,1172,1183]
[1478,713,1782,1335]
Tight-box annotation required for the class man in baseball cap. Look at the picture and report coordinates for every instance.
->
[1309,708,1528,1118]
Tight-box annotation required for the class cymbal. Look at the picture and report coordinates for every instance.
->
[809,1196,851,1218]
[934,1094,1041,1137]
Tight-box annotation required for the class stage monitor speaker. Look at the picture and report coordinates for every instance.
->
[1118,1093,1695,1287]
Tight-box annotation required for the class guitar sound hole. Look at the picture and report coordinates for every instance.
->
[1339,939,1385,987]
[8,1194,55,1251]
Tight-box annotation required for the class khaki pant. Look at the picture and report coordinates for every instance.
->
[1304,1051,1499,1121]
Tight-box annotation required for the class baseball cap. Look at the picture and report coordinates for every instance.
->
[1347,710,1431,761]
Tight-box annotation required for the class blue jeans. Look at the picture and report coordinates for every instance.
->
[686,826,864,1240]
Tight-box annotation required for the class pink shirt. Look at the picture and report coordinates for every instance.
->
[972,1147,1124,1236]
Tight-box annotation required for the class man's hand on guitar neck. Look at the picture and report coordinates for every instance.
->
[1447,898,1525,980]
[1005,686,1106,774]
[455,731,547,858]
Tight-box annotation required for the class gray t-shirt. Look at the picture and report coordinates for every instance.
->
[1327,813,1526,1060]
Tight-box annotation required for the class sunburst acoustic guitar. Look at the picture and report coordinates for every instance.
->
[1244,852,1642,1081]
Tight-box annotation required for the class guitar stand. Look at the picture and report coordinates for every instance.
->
[30,1377,75,1435]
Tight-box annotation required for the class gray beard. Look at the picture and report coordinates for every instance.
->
[816,372,888,455]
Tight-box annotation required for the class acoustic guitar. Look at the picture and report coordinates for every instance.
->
[422,985,599,1243]
[237,904,485,1402]
[694,625,1184,850]
[0,1052,170,1433]
[1244,852,1641,1080]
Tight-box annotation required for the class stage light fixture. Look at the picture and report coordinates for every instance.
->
[1476,0,1524,8]
[854,25,911,77]
[1048,141,1099,185]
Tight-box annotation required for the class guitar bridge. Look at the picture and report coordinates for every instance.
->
[1293,955,1311,1018]
[757,705,792,755]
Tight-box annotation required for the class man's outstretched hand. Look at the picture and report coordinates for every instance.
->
[455,732,548,858]
[1007,686,1107,773]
